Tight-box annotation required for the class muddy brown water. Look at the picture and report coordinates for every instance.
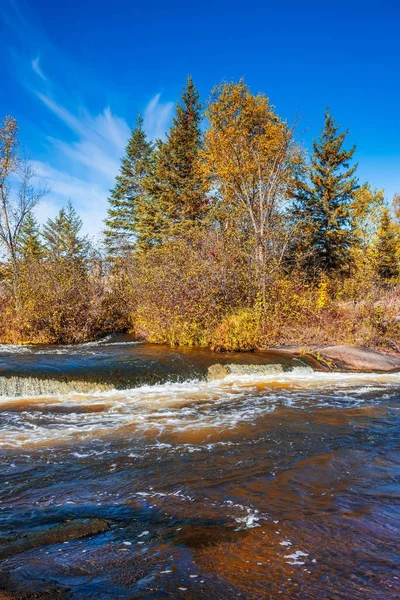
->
[0,337,399,599]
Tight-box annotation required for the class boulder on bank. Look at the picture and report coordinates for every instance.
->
[314,345,400,372]
[207,363,284,381]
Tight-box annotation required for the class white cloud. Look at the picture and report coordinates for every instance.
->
[31,56,46,80]
[2,4,176,237]
[36,93,130,177]
[48,136,121,180]
[143,93,174,140]
[32,161,107,205]
[32,94,131,235]
[33,90,175,236]
[31,160,110,238]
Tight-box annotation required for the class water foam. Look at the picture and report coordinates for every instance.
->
[1,367,400,448]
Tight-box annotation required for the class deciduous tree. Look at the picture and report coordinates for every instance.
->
[0,115,46,292]
[201,80,300,295]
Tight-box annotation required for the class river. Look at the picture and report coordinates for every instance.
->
[0,335,399,599]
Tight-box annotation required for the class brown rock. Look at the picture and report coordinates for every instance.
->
[315,345,400,372]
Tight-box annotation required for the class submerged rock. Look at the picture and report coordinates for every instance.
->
[207,363,284,381]
[0,518,110,560]
[314,345,400,372]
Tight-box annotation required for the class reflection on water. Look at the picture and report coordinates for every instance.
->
[0,340,400,599]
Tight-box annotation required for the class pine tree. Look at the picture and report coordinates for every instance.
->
[104,115,153,255]
[18,212,43,259]
[43,200,90,263]
[293,109,359,273]
[143,76,205,245]
[375,208,399,281]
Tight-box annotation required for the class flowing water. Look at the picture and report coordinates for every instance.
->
[0,335,400,599]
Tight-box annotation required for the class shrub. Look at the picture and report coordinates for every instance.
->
[210,309,261,351]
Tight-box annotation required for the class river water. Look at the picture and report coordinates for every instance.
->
[0,336,399,599]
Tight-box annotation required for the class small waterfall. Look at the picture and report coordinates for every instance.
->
[0,376,114,397]
[207,362,313,381]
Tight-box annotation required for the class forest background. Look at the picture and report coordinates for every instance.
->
[1,78,400,352]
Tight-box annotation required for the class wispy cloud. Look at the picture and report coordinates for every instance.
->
[36,92,130,179]
[32,56,46,80]
[32,161,111,239]
[30,94,132,236]
[32,91,175,236]
[2,0,177,237]
[144,93,174,140]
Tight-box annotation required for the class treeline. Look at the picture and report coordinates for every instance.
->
[1,78,400,349]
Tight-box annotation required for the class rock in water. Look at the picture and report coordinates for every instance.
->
[315,345,400,372]
[0,518,110,560]
[207,363,284,381]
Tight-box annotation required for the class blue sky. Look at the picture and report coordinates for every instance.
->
[1,0,399,238]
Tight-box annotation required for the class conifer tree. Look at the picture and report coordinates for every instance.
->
[293,109,359,273]
[104,115,153,255]
[43,200,90,263]
[143,76,205,244]
[18,211,43,259]
[375,208,399,281]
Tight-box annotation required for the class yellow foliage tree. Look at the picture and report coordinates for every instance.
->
[201,80,302,299]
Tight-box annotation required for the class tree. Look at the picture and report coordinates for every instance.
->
[18,211,43,259]
[292,109,359,274]
[143,76,205,244]
[392,193,400,221]
[43,200,90,263]
[201,80,300,294]
[375,207,399,282]
[0,115,46,289]
[104,115,153,255]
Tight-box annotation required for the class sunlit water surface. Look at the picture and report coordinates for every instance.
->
[0,337,399,599]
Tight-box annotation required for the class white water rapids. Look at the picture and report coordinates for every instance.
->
[2,366,400,449]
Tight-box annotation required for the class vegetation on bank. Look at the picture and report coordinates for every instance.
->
[1,78,400,350]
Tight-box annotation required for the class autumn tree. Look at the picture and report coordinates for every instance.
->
[43,200,90,264]
[0,115,46,291]
[292,109,359,274]
[201,80,300,295]
[143,76,206,245]
[18,211,43,259]
[375,207,399,282]
[104,115,153,255]
[392,193,400,221]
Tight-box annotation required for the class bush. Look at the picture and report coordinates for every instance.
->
[0,258,131,344]
[210,309,260,351]
[130,230,251,346]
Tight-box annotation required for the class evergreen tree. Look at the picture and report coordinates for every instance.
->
[18,212,43,259]
[375,208,399,281]
[104,115,153,255]
[143,76,205,244]
[43,200,90,263]
[292,109,359,273]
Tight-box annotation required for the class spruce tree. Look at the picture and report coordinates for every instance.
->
[18,212,43,259]
[375,208,399,281]
[104,115,153,255]
[293,109,359,273]
[143,76,205,244]
[43,200,90,263]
